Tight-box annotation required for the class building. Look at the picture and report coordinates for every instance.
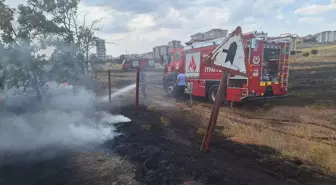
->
[186,28,228,45]
[121,53,141,59]
[95,39,106,61]
[89,53,97,61]
[316,31,336,43]
[153,45,169,59]
[140,52,154,59]
[190,32,205,40]
[106,55,113,60]
[168,40,183,49]
[204,29,228,40]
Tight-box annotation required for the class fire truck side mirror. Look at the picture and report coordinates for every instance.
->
[251,38,258,49]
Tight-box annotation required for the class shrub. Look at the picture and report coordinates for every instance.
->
[311,49,318,55]
[303,52,310,57]
[290,51,296,55]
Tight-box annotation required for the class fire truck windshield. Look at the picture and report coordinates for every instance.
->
[174,52,181,61]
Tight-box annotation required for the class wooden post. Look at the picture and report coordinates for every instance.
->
[108,69,111,103]
[135,67,140,116]
[200,71,229,152]
[189,83,193,107]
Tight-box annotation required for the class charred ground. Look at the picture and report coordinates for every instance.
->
[1,103,334,185]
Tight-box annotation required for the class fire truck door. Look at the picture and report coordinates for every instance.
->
[185,52,201,78]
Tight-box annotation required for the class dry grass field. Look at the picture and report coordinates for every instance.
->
[94,46,336,177]
[135,46,336,179]
[15,46,333,185]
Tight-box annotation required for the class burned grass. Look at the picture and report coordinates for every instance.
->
[106,104,336,185]
[0,150,142,185]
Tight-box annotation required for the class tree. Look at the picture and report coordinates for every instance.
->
[0,0,103,99]
[0,0,16,43]
[0,0,51,99]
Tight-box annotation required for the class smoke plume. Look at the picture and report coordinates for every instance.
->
[0,82,131,154]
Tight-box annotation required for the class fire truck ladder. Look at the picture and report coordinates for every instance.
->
[281,42,290,88]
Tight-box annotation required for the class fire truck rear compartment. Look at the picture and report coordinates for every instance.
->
[261,46,281,82]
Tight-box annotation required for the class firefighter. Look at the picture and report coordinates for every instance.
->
[174,69,187,103]
[140,69,146,99]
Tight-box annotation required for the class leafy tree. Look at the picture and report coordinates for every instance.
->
[0,0,16,43]
[0,0,103,99]
[0,0,50,99]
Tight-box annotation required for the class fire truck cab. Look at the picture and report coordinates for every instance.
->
[162,31,290,103]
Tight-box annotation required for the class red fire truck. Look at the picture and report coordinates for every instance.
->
[161,31,290,103]
[122,58,155,71]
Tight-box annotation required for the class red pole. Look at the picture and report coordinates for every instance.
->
[135,67,140,116]
[200,71,229,152]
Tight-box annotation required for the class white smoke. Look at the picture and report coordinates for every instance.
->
[0,82,131,154]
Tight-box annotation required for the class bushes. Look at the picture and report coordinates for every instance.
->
[311,49,319,55]
[303,52,310,57]
[290,51,296,55]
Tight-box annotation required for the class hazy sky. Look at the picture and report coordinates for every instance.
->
[6,0,336,56]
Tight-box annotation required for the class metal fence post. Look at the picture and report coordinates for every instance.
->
[200,70,229,152]
[135,67,140,116]
[108,69,111,103]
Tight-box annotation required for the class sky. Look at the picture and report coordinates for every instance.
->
[6,0,336,56]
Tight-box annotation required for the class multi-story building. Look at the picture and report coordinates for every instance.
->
[190,32,205,40]
[106,55,113,60]
[168,40,183,49]
[316,31,336,43]
[186,28,228,45]
[140,52,154,59]
[153,45,169,59]
[95,39,106,61]
[89,53,97,61]
[121,53,142,59]
[204,29,228,39]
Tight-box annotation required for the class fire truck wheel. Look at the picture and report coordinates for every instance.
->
[208,84,219,103]
[166,81,175,96]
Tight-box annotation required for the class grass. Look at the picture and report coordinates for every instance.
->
[165,102,336,175]
[298,45,336,53]
[107,43,336,176]
[291,55,336,63]
[160,116,170,126]
[222,49,336,174]
[221,122,336,174]
[102,63,123,70]
[179,48,336,174]
[293,44,336,63]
